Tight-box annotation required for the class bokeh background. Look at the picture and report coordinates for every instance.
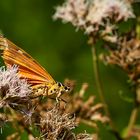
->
[0,0,139,139]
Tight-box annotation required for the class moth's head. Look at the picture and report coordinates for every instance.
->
[48,82,70,97]
[57,82,70,93]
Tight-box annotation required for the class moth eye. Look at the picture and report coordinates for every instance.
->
[65,86,70,91]
[53,88,56,91]
[58,82,62,87]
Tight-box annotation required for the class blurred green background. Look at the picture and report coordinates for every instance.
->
[0,0,139,139]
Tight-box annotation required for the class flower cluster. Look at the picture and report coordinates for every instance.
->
[0,66,32,109]
[39,80,109,131]
[54,0,135,42]
[102,36,140,85]
[39,106,76,139]
[64,82,109,125]
[0,66,97,140]
[6,105,94,140]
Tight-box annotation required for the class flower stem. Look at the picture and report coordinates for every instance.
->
[124,108,139,138]
[91,45,123,140]
[91,45,108,115]
[124,87,140,138]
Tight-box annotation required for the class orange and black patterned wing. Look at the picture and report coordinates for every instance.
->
[0,36,56,86]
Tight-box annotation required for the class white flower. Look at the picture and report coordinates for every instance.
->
[54,0,135,42]
[0,66,31,99]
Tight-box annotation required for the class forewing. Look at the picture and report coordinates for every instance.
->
[0,36,55,85]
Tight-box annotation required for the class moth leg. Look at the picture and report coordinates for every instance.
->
[56,97,59,103]
[42,84,48,96]
[55,91,62,103]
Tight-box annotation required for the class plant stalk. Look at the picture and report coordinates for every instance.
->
[124,87,140,139]
[91,45,108,115]
[124,108,138,139]
[91,45,123,140]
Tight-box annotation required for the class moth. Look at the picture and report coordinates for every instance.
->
[0,35,70,100]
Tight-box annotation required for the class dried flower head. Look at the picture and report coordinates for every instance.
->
[25,105,94,140]
[64,83,109,125]
[0,67,97,140]
[39,106,76,139]
[4,102,94,140]
[36,82,109,137]
[54,0,135,42]
[102,37,140,84]
[0,66,32,109]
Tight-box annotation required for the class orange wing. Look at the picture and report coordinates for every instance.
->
[0,36,56,86]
